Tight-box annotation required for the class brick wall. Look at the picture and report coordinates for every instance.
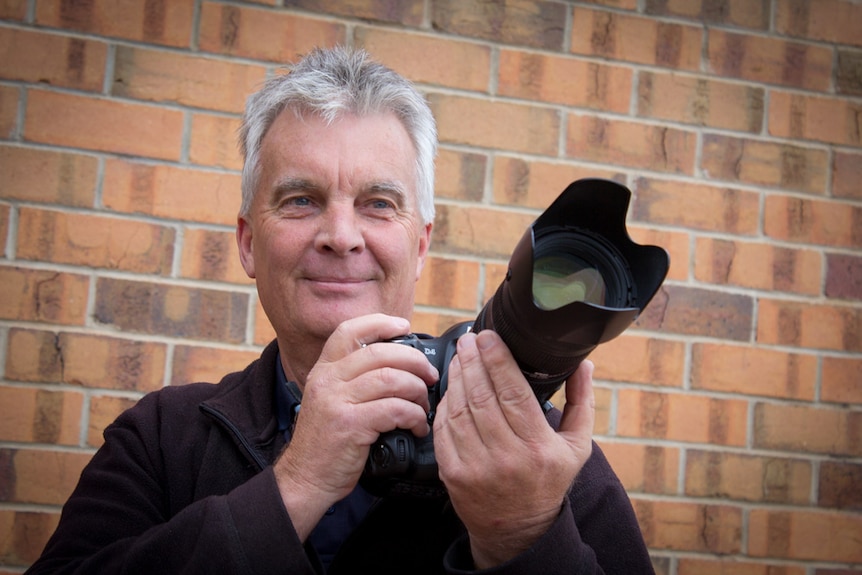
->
[1,0,860,572]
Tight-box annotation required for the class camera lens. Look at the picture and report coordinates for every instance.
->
[532,254,605,309]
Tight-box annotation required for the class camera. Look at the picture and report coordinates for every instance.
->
[360,178,670,498]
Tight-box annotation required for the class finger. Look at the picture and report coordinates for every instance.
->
[453,332,512,446]
[345,366,433,414]
[318,313,411,363]
[557,359,596,457]
[355,397,431,439]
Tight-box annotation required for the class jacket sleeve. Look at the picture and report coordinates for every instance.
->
[24,391,319,575]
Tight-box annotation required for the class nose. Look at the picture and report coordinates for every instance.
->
[315,202,365,256]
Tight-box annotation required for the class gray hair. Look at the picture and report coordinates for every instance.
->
[238,46,437,224]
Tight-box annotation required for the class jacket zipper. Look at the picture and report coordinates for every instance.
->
[199,403,269,471]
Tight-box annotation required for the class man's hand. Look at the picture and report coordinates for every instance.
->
[433,330,596,569]
[272,314,439,542]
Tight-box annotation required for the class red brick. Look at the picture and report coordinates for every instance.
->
[0,510,60,566]
[0,0,27,19]
[638,71,764,133]
[633,499,742,553]
[431,204,536,259]
[749,508,862,562]
[837,49,862,96]
[645,0,770,29]
[198,3,345,62]
[0,204,7,254]
[776,0,862,47]
[765,195,862,249]
[0,145,97,207]
[189,113,243,170]
[17,208,174,274]
[694,238,822,295]
[833,151,862,200]
[87,395,138,447]
[253,297,276,346]
[0,448,92,505]
[632,178,760,234]
[432,0,568,50]
[415,257,481,312]
[356,28,491,93]
[754,402,862,456]
[600,442,679,494]
[94,277,249,343]
[692,343,816,400]
[0,386,83,445]
[827,253,862,301]
[637,285,754,341]
[24,90,184,161]
[819,461,862,510]
[491,156,625,210]
[429,93,560,156]
[571,7,702,70]
[567,116,696,174]
[170,345,261,386]
[435,148,487,203]
[498,49,631,113]
[180,228,250,285]
[708,29,832,91]
[679,558,805,575]
[289,0,424,25]
[0,266,88,325]
[0,84,18,138]
[102,159,241,226]
[0,27,107,91]
[821,356,862,405]
[701,134,828,194]
[685,450,811,504]
[35,0,195,47]
[112,46,267,114]
[758,298,862,352]
[590,335,684,387]
[769,91,862,147]
[617,389,748,446]
[628,227,689,282]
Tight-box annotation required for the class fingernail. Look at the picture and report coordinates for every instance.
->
[476,331,495,350]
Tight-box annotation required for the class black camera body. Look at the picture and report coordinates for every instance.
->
[360,178,670,498]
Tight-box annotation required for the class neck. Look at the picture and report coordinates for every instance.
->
[276,335,325,391]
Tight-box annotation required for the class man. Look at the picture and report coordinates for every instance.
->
[26,47,654,574]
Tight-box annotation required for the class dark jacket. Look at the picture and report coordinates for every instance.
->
[26,340,655,574]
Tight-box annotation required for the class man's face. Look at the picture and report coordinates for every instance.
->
[237,110,432,344]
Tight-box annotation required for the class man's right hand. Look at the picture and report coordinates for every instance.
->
[272,314,439,541]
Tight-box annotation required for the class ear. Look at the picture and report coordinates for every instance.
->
[236,215,256,279]
[415,223,432,281]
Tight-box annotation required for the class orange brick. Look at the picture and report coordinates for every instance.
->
[0,386,83,445]
[821,356,862,405]
[833,151,862,200]
[35,0,195,47]
[482,262,509,304]
[102,159,241,226]
[0,84,18,137]
[0,266,88,325]
[701,134,828,194]
[24,90,183,161]
[632,178,760,235]
[645,0,770,29]
[587,0,637,8]
[284,0,424,25]
[0,448,92,505]
[691,343,816,400]
[819,461,862,510]
[617,389,748,446]
[170,345,261,386]
[0,27,107,91]
[765,195,862,249]
[685,450,811,504]
[87,395,138,447]
[356,28,491,93]
[638,71,764,133]
[627,226,689,282]
[0,0,27,19]
[17,208,175,274]
[435,148,487,202]
[94,277,249,343]
[429,93,560,156]
[591,386,612,435]
[679,558,805,575]
[253,296,276,346]
[415,256,481,312]
[590,335,685,387]
[775,0,862,47]
[708,29,832,91]
[431,204,535,259]
[498,49,631,113]
[0,510,60,566]
[633,499,742,553]
[189,113,243,170]
[410,309,474,342]
[0,204,7,254]
[112,46,267,113]
[600,442,679,494]
[0,145,97,207]
[694,238,822,295]
[432,0,567,50]
[826,253,862,301]
[198,3,345,62]
[754,402,862,457]
[569,115,697,174]
[758,299,862,353]
[769,91,862,147]
[571,7,702,70]
[749,508,862,562]
[636,285,753,341]
[180,227,250,284]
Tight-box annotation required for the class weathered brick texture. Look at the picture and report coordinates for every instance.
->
[1,1,860,572]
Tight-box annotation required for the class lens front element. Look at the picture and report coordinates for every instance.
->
[532,254,606,310]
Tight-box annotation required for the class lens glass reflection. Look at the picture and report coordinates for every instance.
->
[532,254,606,310]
